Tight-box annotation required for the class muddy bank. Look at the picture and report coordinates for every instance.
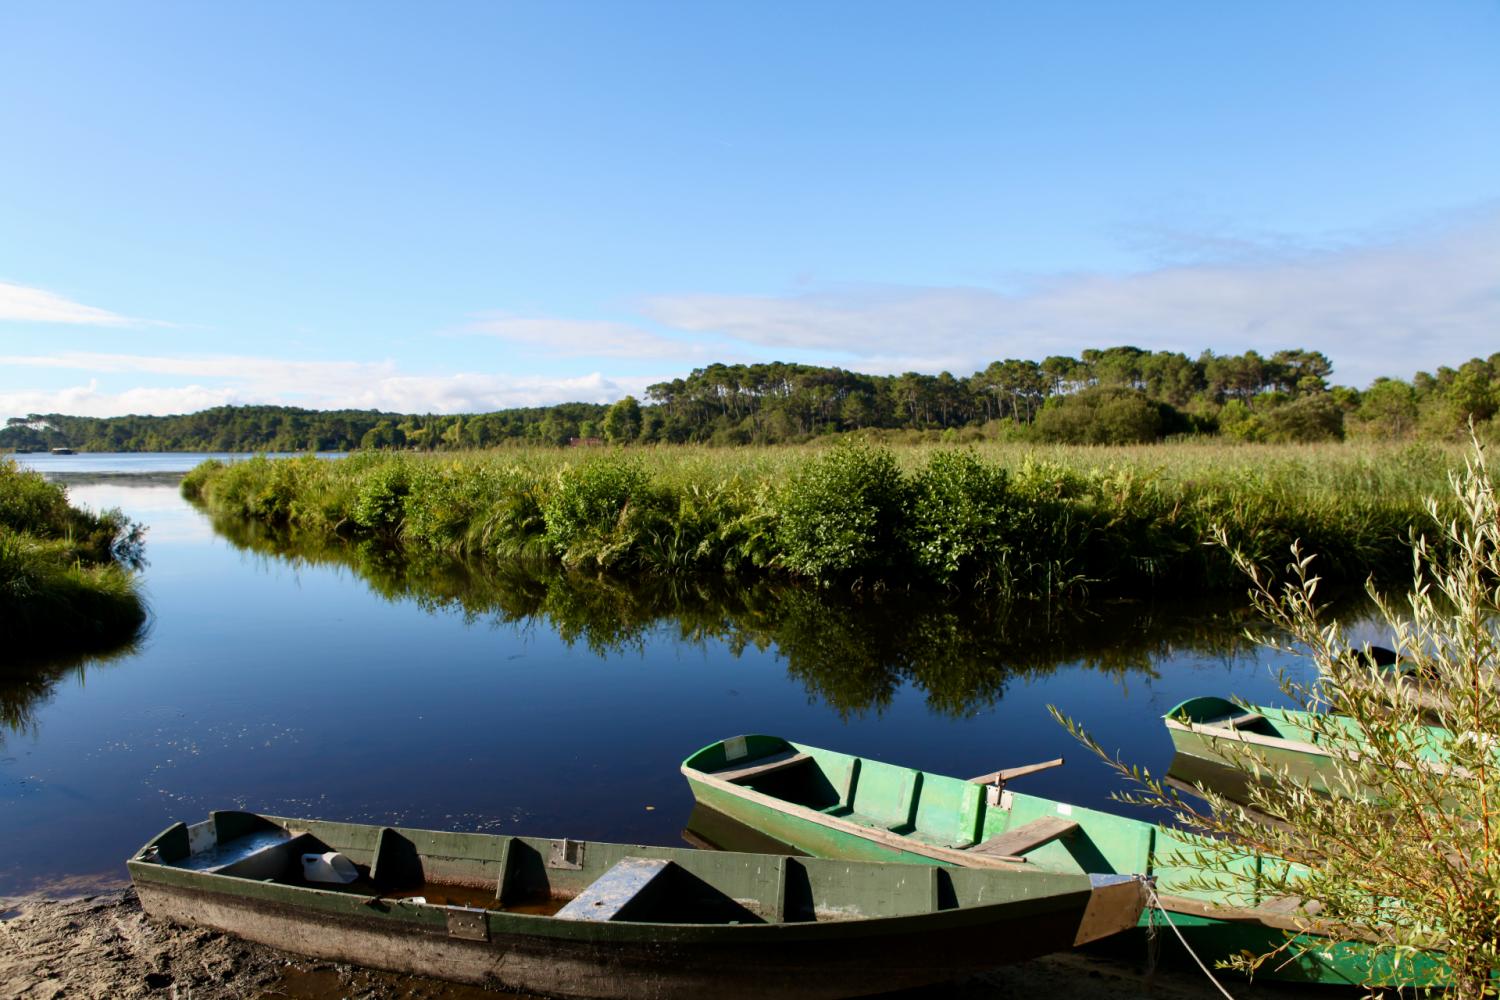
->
[0,889,1332,1000]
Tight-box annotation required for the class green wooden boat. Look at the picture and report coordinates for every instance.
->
[127,810,1147,999]
[681,734,1447,988]
[1165,695,1456,798]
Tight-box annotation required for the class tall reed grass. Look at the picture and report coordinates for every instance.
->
[1,459,148,659]
[181,440,1462,600]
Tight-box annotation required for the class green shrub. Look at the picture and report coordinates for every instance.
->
[0,460,147,656]
[542,457,661,568]
[1261,394,1346,443]
[1034,386,1163,445]
[906,450,1013,587]
[0,460,71,535]
[350,461,413,535]
[776,444,910,581]
[179,459,224,500]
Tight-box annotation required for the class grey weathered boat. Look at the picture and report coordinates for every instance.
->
[127,810,1148,999]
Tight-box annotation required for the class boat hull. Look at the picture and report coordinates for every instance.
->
[682,738,1447,988]
[135,877,1100,999]
[128,813,1145,1000]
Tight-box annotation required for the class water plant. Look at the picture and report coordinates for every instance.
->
[0,459,148,660]
[180,440,1463,600]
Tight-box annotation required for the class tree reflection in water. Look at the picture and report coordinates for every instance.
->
[209,514,1287,720]
[1,639,142,742]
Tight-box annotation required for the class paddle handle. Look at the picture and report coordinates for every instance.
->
[967,757,1064,786]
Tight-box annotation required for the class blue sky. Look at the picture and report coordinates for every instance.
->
[2,2,1498,417]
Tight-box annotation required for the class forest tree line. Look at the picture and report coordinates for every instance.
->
[5,346,1499,452]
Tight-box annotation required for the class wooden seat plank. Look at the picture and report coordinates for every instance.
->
[970,816,1079,857]
[1219,712,1264,729]
[708,751,813,784]
[555,858,672,922]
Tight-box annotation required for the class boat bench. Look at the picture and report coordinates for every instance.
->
[176,830,321,881]
[708,751,813,784]
[970,817,1079,858]
[1208,711,1265,730]
[555,858,674,922]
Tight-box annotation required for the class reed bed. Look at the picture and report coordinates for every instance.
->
[181,439,1464,600]
[0,460,148,660]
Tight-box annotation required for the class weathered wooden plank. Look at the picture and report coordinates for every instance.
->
[555,858,673,922]
[1220,712,1264,729]
[967,758,1064,786]
[709,751,812,784]
[970,817,1079,857]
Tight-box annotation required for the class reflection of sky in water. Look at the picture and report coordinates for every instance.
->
[0,454,1392,900]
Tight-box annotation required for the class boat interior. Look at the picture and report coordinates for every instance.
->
[684,735,1266,906]
[136,810,1056,924]
[1167,696,1299,740]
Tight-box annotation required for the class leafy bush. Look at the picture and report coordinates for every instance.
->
[1261,393,1346,443]
[542,457,661,568]
[349,461,413,535]
[0,459,147,656]
[1034,386,1163,445]
[776,444,910,581]
[906,450,1013,587]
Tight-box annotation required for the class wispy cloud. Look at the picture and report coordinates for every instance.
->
[462,314,726,360]
[643,210,1500,386]
[0,352,658,418]
[0,281,138,326]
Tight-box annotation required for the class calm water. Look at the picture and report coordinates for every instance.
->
[0,453,1378,899]
[11,450,337,476]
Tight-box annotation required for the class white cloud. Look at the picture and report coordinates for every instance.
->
[0,352,658,418]
[642,210,1500,387]
[463,314,724,360]
[0,281,137,326]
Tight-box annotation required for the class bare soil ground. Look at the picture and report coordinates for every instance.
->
[0,889,1344,1000]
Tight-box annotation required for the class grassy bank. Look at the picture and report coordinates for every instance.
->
[181,440,1462,600]
[0,459,148,661]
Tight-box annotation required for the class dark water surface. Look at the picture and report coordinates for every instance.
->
[0,454,1380,899]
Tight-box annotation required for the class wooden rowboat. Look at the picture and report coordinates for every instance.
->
[681,734,1446,987]
[1164,695,1456,798]
[128,810,1147,1000]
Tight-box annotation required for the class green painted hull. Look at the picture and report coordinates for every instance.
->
[128,810,1146,999]
[682,735,1447,988]
[1164,695,1454,800]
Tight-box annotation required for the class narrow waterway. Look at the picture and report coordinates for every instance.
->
[2,454,1372,900]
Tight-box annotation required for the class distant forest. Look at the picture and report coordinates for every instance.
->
[4,346,1498,452]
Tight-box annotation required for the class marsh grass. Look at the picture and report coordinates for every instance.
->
[182,439,1464,599]
[0,459,148,660]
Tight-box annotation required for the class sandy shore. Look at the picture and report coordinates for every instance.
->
[0,889,1344,1000]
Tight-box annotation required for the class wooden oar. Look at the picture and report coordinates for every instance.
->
[967,757,1064,786]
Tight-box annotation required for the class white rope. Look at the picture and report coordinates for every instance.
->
[1146,883,1239,1000]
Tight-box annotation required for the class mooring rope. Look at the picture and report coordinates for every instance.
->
[1146,883,1239,1000]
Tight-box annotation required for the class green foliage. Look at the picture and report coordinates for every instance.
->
[349,461,413,535]
[1060,441,1500,994]
[14,348,1500,454]
[601,395,642,443]
[775,444,910,581]
[906,450,1013,587]
[542,457,661,569]
[1034,386,1164,444]
[1260,393,1346,443]
[1350,378,1418,439]
[0,459,147,658]
[179,441,1461,599]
